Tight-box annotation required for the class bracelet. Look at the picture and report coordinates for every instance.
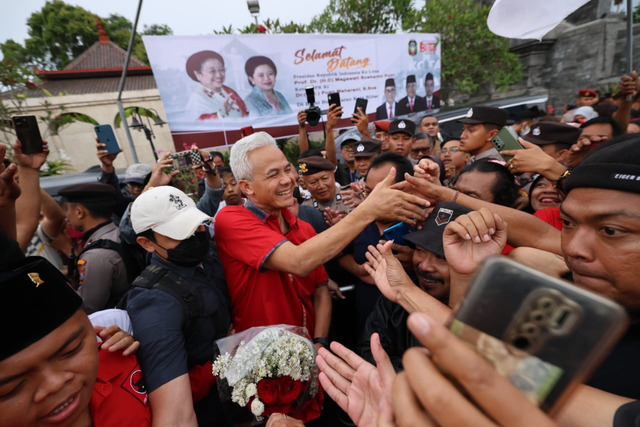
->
[313,337,330,347]
[553,169,571,189]
[452,190,460,204]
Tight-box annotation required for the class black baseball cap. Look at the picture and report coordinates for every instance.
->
[353,139,382,158]
[403,202,473,258]
[59,183,116,203]
[523,122,581,147]
[563,134,640,195]
[458,105,508,127]
[388,119,416,137]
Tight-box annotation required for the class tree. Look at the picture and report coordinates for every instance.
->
[308,0,413,33]
[403,0,521,99]
[0,1,173,70]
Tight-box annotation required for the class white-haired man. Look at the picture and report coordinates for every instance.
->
[214,132,427,423]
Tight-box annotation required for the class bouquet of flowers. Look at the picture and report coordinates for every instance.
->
[212,325,319,425]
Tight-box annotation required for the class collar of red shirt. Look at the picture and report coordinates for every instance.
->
[244,199,297,229]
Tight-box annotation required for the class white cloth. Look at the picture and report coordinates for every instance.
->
[571,106,598,122]
[487,0,589,40]
[88,309,133,343]
[184,86,244,120]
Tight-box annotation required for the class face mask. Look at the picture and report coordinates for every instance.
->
[520,125,531,137]
[157,231,210,267]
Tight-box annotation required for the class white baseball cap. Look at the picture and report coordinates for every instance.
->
[131,186,211,240]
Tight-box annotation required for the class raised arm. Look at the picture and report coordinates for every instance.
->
[401,173,562,255]
[40,188,65,238]
[0,145,21,240]
[14,140,49,251]
[612,71,638,134]
[297,110,310,153]
[325,104,342,167]
[263,169,428,276]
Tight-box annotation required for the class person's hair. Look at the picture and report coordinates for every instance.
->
[550,142,572,152]
[482,123,501,133]
[137,229,156,243]
[414,132,433,145]
[69,200,116,220]
[425,73,434,83]
[441,138,461,149]
[229,132,278,181]
[218,166,234,180]
[419,115,438,127]
[593,103,616,117]
[245,56,278,87]
[580,116,623,137]
[457,160,519,207]
[210,151,224,161]
[298,149,323,159]
[367,152,414,184]
[537,115,560,123]
[185,50,224,81]
[514,111,537,123]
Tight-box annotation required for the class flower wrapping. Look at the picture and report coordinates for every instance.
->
[212,325,319,425]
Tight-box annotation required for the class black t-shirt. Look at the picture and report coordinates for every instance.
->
[615,400,640,427]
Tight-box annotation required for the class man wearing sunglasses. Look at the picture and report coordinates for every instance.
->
[408,132,433,165]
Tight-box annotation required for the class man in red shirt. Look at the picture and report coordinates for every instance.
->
[214,131,427,422]
[0,256,151,427]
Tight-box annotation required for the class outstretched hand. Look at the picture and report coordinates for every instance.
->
[443,208,508,276]
[316,333,396,427]
[364,241,414,303]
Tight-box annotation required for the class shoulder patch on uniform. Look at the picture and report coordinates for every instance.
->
[336,194,342,201]
[435,208,454,226]
[121,365,148,406]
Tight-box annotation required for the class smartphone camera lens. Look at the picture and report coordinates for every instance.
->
[529,310,547,323]
[511,335,532,350]
[536,296,557,313]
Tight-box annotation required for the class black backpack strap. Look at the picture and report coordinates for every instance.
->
[118,264,204,343]
[78,239,122,259]
[79,239,142,283]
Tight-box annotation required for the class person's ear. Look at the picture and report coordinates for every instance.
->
[136,236,156,254]
[486,128,500,142]
[76,204,86,219]
[238,179,254,197]
[194,70,203,83]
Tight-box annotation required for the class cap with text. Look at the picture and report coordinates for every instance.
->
[131,186,211,240]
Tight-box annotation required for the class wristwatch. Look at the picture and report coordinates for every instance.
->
[313,337,330,348]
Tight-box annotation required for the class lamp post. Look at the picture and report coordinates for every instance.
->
[128,107,167,162]
[247,0,260,26]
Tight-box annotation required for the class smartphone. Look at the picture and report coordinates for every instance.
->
[328,92,341,117]
[169,149,202,170]
[491,127,523,162]
[240,126,254,137]
[383,222,417,246]
[94,124,120,155]
[12,115,43,154]
[449,257,628,414]
[354,98,368,115]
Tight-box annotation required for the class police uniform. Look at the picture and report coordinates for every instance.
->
[59,183,129,315]
[522,122,581,148]
[353,139,382,176]
[457,105,509,165]
[298,156,353,214]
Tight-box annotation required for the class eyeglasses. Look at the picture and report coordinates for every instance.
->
[440,147,466,154]
[341,144,355,151]
[411,147,432,155]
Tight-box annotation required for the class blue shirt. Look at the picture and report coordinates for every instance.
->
[244,85,293,116]
[126,253,231,393]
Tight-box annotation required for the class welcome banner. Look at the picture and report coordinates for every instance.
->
[143,33,441,149]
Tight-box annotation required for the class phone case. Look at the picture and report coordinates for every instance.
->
[12,115,43,155]
[382,222,416,246]
[94,125,120,155]
[491,127,523,162]
[450,257,628,413]
[354,98,368,115]
[328,93,341,116]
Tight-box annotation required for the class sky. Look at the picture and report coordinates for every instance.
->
[0,0,332,46]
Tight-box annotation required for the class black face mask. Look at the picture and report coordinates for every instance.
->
[157,231,210,267]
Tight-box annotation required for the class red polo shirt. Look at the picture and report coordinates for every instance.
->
[215,200,328,337]
[534,207,564,231]
[89,347,151,427]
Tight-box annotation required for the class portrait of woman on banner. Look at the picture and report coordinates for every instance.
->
[244,56,292,117]
[184,50,248,121]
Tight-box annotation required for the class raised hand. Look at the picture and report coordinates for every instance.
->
[13,139,49,170]
[323,207,346,227]
[96,138,121,173]
[442,208,507,276]
[352,107,370,137]
[364,241,414,303]
[297,110,307,127]
[414,157,441,185]
[145,151,180,190]
[94,325,140,356]
[0,145,21,205]
[388,313,557,427]
[316,333,396,427]
[503,139,564,178]
[326,104,343,130]
[360,167,428,225]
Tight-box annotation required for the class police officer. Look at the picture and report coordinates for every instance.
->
[353,139,382,178]
[125,186,231,426]
[59,183,129,315]
[458,105,509,163]
[298,156,352,213]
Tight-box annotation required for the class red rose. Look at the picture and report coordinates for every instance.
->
[257,379,278,404]
[257,25,267,33]
[275,376,303,404]
[263,402,291,416]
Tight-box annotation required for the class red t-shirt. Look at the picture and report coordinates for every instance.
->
[215,201,328,336]
[534,207,564,231]
[89,348,151,427]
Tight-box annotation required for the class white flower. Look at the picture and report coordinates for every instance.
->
[251,398,265,417]
[246,383,257,398]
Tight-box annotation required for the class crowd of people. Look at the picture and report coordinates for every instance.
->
[1,69,640,427]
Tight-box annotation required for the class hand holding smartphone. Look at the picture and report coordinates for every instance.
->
[492,127,523,162]
[94,124,120,155]
[12,115,43,154]
[449,257,628,413]
[328,92,342,117]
